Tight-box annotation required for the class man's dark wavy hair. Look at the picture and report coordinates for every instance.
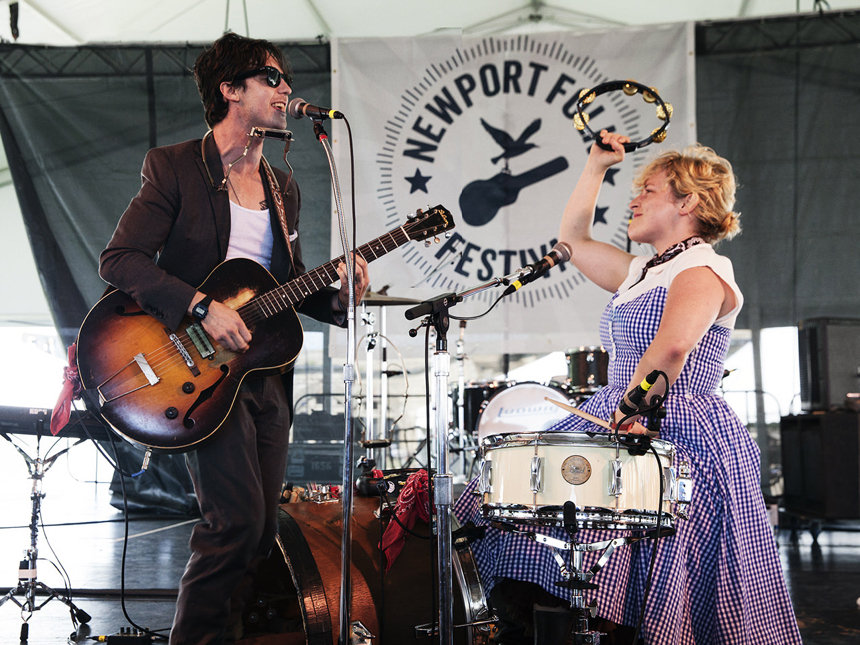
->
[193,32,291,128]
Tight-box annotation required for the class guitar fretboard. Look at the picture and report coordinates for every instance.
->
[238,225,412,322]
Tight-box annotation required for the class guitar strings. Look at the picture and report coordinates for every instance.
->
[101,225,419,398]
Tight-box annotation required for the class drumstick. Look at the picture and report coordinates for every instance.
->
[545,397,658,438]
[544,397,612,430]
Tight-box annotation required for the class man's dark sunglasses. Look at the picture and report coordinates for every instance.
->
[233,65,292,88]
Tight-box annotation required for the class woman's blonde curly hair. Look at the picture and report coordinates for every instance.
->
[633,145,741,243]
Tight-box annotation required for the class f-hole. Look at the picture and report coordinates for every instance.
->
[183,364,230,429]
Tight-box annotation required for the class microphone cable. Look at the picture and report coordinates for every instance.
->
[69,406,172,641]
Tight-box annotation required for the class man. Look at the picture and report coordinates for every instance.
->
[99,33,369,644]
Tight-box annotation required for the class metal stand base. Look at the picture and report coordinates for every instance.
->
[0,433,92,642]
[1,581,92,642]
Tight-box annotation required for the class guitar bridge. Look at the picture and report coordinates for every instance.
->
[187,323,216,360]
[97,352,160,406]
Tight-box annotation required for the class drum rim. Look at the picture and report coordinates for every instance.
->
[450,515,493,634]
[481,380,572,402]
[564,345,607,355]
[480,431,676,455]
[463,379,516,388]
[483,504,676,530]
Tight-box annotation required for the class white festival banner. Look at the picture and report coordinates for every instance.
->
[330,23,694,357]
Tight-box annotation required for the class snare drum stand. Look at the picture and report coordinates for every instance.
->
[0,430,92,642]
[496,502,674,645]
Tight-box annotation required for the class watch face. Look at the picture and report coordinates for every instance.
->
[193,304,207,319]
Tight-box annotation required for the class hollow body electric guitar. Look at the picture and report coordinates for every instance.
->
[76,206,453,452]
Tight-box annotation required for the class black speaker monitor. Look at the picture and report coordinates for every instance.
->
[798,318,860,411]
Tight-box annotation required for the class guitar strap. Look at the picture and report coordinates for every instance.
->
[260,155,297,277]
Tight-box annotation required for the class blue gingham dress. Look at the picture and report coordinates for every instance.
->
[454,245,802,644]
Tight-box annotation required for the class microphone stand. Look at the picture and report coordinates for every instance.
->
[404,271,526,645]
[311,119,359,644]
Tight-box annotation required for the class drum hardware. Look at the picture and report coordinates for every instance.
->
[350,620,374,645]
[675,461,693,520]
[530,455,543,494]
[609,459,623,497]
[403,267,537,645]
[491,490,678,643]
[359,290,421,471]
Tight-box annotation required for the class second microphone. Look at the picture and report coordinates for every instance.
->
[503,241,572,296]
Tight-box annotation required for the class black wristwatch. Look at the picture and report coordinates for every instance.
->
[191,295,213,323]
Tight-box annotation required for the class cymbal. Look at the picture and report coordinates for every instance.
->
[361,292,422,307]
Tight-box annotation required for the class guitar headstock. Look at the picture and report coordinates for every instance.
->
[404,205,455,242]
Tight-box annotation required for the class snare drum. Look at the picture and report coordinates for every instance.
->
[565,346,609,394]
[475,382,573,441]
[478,432,690,530]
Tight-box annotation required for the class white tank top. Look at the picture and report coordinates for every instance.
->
[225,200,274,269]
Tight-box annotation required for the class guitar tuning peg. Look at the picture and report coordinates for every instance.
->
[424,240,431,248]
[406,211,416,220]
[445,232,452,238]
[434,236,440,244]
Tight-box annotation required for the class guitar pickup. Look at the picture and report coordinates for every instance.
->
[187,323,216,360]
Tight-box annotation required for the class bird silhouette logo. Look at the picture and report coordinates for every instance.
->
[481,118,541,166]
[458,117,568,227]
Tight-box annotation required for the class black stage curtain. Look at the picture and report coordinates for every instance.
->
[695,11,860,329]
[0,41,333,348]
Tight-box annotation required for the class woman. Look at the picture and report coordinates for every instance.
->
[453,131,801,644]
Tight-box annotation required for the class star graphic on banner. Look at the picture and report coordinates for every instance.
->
[602,168,620,186]
[594,206,609,225]
[405,168,431,194]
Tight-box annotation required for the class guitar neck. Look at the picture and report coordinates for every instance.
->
[241,226,410,319]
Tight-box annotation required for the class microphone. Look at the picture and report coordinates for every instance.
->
[502,241,572,296]
[618,370,661,416]
[288,97,344,120]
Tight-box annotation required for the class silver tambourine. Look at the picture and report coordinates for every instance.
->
[573,80,672,153]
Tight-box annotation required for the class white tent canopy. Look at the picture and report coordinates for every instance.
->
[1,0,855,46]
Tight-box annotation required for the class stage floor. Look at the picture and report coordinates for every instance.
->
[0,439,858,644]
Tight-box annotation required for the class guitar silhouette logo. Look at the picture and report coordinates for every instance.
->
[459,117,568,227]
